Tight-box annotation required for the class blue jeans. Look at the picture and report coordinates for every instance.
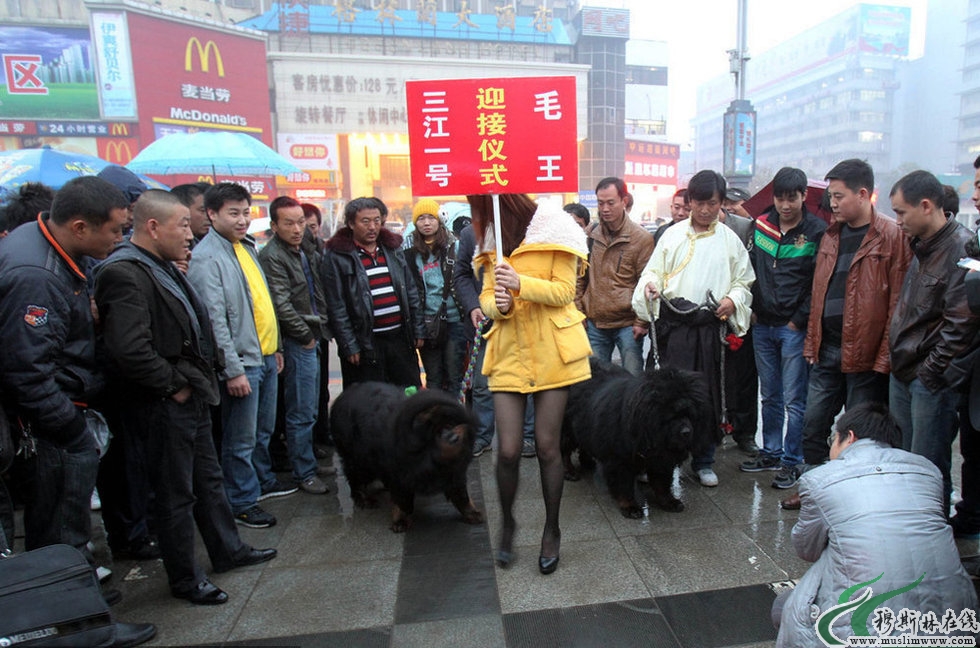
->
[753,323,808,466]
[471,333,534,447]
[19,430,98,561]
[586,320,644,376]
[800,344,888,465]
[220,354,278,514]
[420,321,468,396]
[691,443,716,472]
[282,338,319,482]
[889,375,959,515]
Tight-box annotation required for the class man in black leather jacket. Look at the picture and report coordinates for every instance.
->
[888,170,980,516]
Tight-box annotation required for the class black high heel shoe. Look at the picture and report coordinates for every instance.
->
[538,553,559,575]
[497,523,516,568]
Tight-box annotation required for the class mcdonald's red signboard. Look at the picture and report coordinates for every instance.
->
[125,12,272,150]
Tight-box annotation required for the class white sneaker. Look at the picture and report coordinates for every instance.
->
[696,468,719,487]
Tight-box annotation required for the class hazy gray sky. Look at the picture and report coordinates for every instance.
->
[591,0,927,145]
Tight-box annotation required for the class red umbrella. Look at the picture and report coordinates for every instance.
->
[742,178,834,225]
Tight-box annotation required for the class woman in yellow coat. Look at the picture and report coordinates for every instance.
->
[469,193,591,575]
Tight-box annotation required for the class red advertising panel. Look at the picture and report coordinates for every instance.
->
[624,139,679,184]
[126,13,273,146]
[406,76,577,196]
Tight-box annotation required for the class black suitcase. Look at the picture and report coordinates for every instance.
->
[0,543,115,647]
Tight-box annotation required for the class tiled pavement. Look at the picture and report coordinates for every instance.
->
[86,433,977,648]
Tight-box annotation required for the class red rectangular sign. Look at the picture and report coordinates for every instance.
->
[624,139,679,184]
[126,13,273,146]
[406,76,577,196]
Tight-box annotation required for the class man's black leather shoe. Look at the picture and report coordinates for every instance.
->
[110,622,157,647]
[173,580,229,605]
[213,547,278,573]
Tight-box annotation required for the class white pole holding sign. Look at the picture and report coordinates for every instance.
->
[492,193,503,263]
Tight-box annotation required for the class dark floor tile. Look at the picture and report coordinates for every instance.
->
[656,584,777,648]
[400,496,491,559]
[503,599,681,648]
[394,551,500,624]
[224,626,390,647]
[394,461,499,624]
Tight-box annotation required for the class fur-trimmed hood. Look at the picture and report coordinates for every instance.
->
[474,196,589,262]
[326,226,404,254]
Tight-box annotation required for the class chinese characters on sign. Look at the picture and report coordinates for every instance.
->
[91,12,138,119]
[723,107,756,177]
[289,74,403,127]
[406,76,577,195]
[624,140,680,184]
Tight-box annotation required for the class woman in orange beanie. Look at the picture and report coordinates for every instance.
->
[404,198,466,394]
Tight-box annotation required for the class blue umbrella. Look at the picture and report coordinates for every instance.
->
[126,131,301,177]
[0,146,169,192]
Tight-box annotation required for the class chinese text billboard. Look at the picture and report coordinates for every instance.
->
[723,108,755,178]
[90,12,137,119]
[406,76,578,196]
[625,140,679,185]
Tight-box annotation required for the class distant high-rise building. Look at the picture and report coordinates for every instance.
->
[957,0,980,173]
[692,3,912,182]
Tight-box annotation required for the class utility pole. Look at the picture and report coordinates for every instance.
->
[723,0,755,189]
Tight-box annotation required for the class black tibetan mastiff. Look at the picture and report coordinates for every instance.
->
[330,382,483,532]
[561,358,717,518]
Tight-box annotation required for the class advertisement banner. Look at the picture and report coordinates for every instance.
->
[90,12,137,119]
[126,13,273,145]
[406,76,578,196]
[723,108,755,178]
[624,140,679,184]
[859,4,911,56]
[0,26,100,120]
[277,133,339,171]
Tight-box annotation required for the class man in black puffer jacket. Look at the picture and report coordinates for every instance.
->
[0,177,128,560]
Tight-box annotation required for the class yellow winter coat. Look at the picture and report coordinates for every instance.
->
[474,201,592,393]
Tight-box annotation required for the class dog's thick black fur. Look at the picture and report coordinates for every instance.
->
[330,382,482,532]
[561,358,717,517]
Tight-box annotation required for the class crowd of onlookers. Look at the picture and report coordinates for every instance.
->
[0,155,979,645]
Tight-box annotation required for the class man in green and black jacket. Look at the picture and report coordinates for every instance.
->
[741,167,827,490]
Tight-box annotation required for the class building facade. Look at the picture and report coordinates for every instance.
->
[691,3,911,186]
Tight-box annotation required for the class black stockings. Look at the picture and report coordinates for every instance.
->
[493,389,568,559]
